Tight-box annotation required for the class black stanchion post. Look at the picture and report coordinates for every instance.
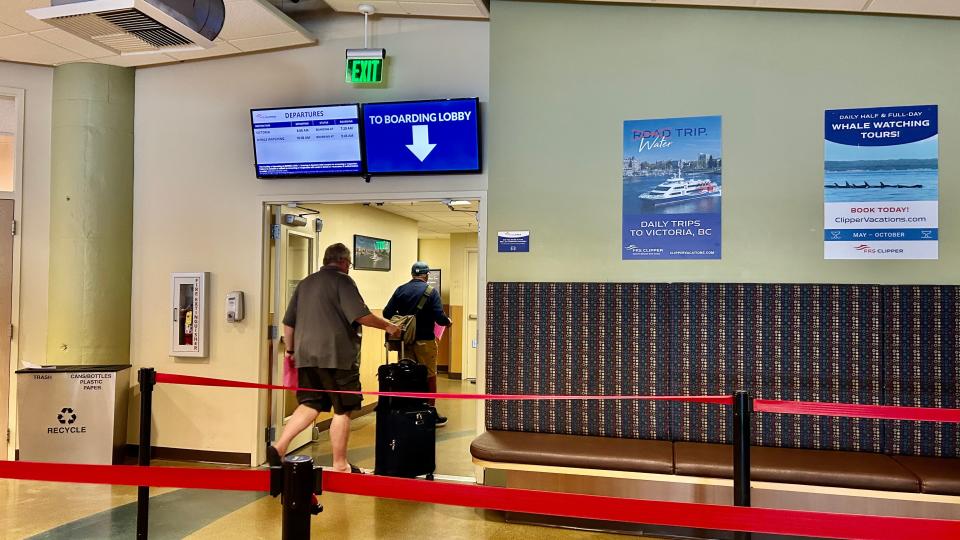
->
[281,455,316,540]
[733,390,752,540]
[137,368,156,540]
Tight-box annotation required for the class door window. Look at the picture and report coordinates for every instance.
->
[0,95,16,193]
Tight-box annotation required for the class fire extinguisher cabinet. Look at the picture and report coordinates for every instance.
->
[171,272,209,357]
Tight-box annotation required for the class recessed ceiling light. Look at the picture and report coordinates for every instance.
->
[447,200,471,207]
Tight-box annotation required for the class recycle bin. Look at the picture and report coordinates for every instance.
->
[16,365,131,465]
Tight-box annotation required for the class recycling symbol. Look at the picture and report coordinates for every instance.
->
[58,407,76,425]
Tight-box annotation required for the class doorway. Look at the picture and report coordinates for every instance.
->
[267,207,318,453]
[260,197,484,476]
[0,199,12,458]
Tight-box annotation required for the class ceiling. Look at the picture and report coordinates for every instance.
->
[606,1,960,17]
[0,0,315,67]
[375,200,479,239]
[300,200,479,239]
[301,0,489,19]
[0,1,957,68]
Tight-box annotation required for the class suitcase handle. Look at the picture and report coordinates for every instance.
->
[384,339,418,365]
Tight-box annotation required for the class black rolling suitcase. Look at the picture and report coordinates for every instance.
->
[377,355,429,409]
[375,343,436,478]
[374,405,437,478]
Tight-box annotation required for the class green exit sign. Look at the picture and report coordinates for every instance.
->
[346,58,383,84]
[374,240,388,250]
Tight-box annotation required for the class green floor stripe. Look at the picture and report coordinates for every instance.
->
[29,489,267,540]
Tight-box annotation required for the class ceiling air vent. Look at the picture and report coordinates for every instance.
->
[27,0,226,55]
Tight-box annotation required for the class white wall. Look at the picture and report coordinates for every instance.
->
[131,13,488,459]
[2,62,53,459]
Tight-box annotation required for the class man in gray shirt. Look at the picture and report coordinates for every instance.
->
[268,243,399,473]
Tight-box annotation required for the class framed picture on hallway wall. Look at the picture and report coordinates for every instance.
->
[427,269,441,297]
[353,235,391,271]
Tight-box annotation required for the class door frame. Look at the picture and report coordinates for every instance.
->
[463,247,479,382]
[255,190,487,466]
[1,87,24,460]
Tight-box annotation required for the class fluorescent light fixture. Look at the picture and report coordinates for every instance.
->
[447,200,471,207]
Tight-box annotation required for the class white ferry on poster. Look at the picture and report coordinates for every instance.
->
[639,163,721,206]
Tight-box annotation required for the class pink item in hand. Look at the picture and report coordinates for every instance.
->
[283,353,297,388]
[434,323,446,341]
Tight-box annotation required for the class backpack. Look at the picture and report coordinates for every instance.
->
[386,285,434,351]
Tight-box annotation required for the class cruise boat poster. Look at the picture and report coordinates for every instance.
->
[622,115,722,260]
[824,105,938,260]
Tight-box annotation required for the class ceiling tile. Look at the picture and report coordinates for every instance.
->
[32,28,114,59]
[166,40,242,61]
[405,0,478,5]
[229,31,313,52]
[0,21,23,38]
[376,200,479,234]
[867,0,960,17]
[2,1,54,33]
[399,3,486,17]
[218,0,302,41]
[656,0,757,7]
[757,0,868,9]
[325,0,410,16]
[95,53,176,67]
[0,33,82,65]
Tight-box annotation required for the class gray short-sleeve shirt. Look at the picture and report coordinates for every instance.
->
[283,265,372,370]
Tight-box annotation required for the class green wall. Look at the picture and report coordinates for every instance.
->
[488,2,960,284]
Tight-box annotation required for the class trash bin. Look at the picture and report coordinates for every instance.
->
[16,365,131,465]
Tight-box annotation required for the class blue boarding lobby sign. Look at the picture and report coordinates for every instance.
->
[622,116,723,260]
[824,105,938,260]
[363,98,481,175]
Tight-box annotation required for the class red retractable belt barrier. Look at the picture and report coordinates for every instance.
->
[154,373,734,405]
[0,460,269,492]
[755,399,960,423]
[1,459,957,540]
[322,471,960,540]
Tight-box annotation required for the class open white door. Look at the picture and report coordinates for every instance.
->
[0,200,12,459]
[268,207,317,454]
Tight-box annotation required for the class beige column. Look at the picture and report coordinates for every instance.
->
[46,63,134,365]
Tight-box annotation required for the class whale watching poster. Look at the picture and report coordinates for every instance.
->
[824,105,938,260]
[622,115,722,260]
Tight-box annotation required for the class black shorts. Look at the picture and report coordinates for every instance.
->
[296,367,362,415]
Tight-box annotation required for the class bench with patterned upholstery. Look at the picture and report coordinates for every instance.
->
[473,283,960,496]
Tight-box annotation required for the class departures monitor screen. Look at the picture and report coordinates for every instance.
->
[251,104,362,178]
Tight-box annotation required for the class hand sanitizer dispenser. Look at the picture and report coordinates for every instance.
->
[226,291,244,322]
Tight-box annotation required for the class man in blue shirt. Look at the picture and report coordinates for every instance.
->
[384,261,453,426]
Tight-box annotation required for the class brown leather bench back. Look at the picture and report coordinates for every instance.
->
[486,282,958,457]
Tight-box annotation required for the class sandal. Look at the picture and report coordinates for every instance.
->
[349,463,365,474]
[266,445,282,467]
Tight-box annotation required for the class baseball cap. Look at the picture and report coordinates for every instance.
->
[411,261,430,276]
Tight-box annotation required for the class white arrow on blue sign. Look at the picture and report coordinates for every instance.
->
[406,125,436,162]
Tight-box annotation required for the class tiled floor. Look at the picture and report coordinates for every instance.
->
[0,376,633,539]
